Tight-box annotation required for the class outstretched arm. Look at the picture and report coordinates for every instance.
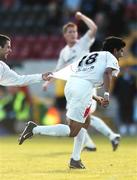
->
[75,11,97,38]
[0,62,51,86]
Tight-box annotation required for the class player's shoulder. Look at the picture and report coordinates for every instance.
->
[89,51,102,56]
[105,51,115,58]
[0,61,7,67]
[60,45,68,52]
[98,51,116,59]
[59,45,68,55]
[79,31,90,40]
[0,61,10,69]
[96,51,110,55]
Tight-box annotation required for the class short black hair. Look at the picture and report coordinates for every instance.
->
[102,36,126,53]
[0,34,10,48]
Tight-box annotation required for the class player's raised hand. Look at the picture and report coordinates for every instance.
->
[75,11,83,20]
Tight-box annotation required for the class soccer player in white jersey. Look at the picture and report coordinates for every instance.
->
[0,34,50,88]
[45,12,121,152]
[19,36,126,169]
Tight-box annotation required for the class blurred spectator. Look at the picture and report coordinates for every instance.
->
[113,66,137,135]
[22,0,49,5]
[0,86,32,134]
[80,0,95,17]
[46,0,63,34]
[54,79,66,123]
[2,0,15,9]
[90,12,108,51]
[130,38,137,57]
[125,0,137,29]
[107,0,129,36]
[0,87,11,135]
[63,0,82,13]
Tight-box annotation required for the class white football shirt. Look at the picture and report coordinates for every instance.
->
[0,61,42,86]
[70,51,120,87]
[55,32,95,71]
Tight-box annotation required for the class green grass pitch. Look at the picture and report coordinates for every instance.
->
[0,135,137,180]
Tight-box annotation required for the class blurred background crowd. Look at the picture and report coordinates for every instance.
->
[0,0,137,136]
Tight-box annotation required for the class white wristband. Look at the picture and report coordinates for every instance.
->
[104,92,109,96]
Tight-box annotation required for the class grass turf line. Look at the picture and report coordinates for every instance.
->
[0,136,137,180]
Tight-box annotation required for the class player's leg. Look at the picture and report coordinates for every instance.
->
[18,122,70,145]
[69,117,90,169]
[89,115,120,151]
[19,119,88,169]
[69,128,86,169]
[82,93,97,151]
[83,132,96,151]
[19,78,85,145]
[18,119,84,145]
[67,79,99,167]
[66,85,93,168]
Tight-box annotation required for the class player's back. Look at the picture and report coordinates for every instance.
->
[71,51,119,87]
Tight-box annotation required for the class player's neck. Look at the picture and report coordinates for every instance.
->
[68,43,75,47]
[67,40,77,47]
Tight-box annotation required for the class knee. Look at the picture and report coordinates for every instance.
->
[68,120,83,137]
[69,127,87,138]
[69,131,78,137]
[83,117,90,129]
[69,126,80,137]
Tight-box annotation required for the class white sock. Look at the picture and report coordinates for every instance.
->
[71,128,86,161]
[84,131,96,148]
[90,115,114,140]
[33,124,70,136]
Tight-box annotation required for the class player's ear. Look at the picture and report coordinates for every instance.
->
[112,48,117,56]
[114,48,118,53]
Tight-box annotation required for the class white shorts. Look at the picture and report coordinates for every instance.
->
[64,77,94,123]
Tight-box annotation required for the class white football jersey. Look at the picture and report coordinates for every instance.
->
[0,61,42,86]
[70,51,120,87]
[55,32,95,70]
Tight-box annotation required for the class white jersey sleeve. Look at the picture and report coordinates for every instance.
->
[0,61,42,86]
[55,50,65,71]
[78,32,95,50]
[106,52,120,77]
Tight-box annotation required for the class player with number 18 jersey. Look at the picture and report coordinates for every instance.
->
[64,51,120,123]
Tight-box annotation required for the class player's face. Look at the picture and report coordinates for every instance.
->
[0,40,12,59]
[64,27,78,45]
[114,48,124,59]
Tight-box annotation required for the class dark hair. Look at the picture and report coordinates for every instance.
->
[102,36,126,53]
[0,34,10,48]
